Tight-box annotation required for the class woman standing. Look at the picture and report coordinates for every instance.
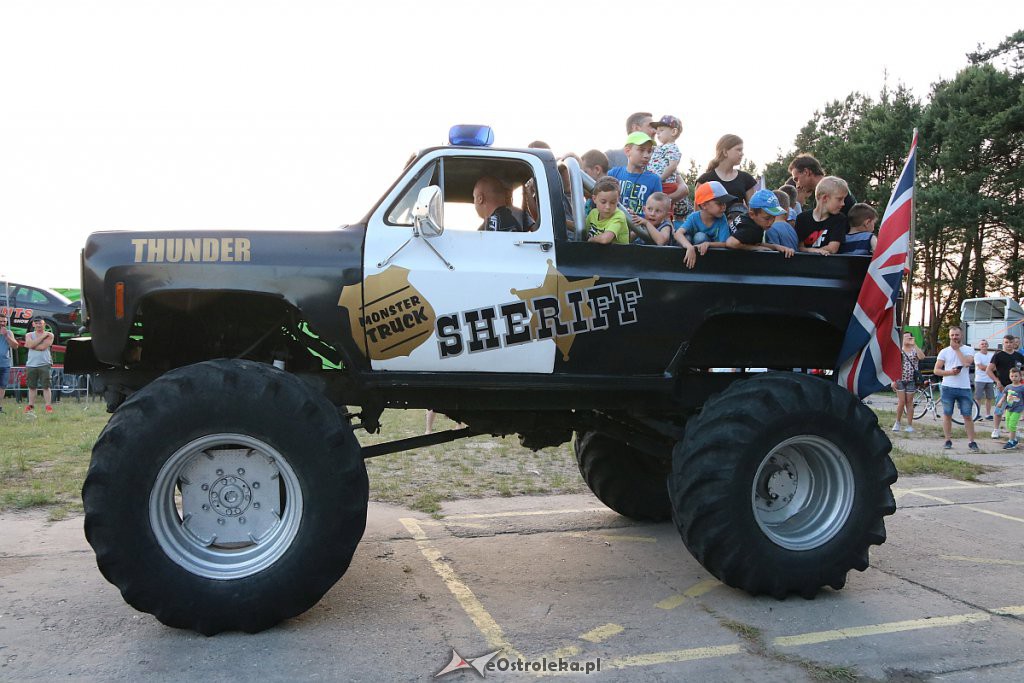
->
[696,134,757,214]
[893,331,925,432]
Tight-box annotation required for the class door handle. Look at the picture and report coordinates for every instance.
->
[514,240,553,252]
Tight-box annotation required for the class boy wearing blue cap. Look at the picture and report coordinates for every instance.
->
[699,190,795,257]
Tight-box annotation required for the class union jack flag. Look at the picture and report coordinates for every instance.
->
[835,131,918,398]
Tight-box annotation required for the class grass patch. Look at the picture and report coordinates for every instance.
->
[1,398,586,518]
[720,619,762,642]
[0,397,109,515]
[890,446,993,481]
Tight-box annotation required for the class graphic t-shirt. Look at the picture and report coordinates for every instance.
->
[608,167,662,215]
[1005,384,1024,413]
[679,211,729,243]
[586,208,630,245]
[795,211,849,248]
[729,214,765,245]
[479,206,526,232]
[648,142,681,183]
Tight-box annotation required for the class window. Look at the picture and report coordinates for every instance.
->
[385,155,538,232]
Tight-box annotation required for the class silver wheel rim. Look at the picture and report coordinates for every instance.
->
[751,435,854,551]
[149,433,303,580]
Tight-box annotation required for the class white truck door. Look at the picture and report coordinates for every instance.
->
[349,149,559,373]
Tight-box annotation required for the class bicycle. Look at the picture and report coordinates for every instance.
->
[913,378,980,425]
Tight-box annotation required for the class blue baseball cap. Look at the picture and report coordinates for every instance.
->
[749,189,786,216]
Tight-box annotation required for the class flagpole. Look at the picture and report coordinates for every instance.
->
[903,129,918,330]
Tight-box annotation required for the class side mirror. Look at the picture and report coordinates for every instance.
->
[412,186,444,237]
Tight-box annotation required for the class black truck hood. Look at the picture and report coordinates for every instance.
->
[81,226,366,365]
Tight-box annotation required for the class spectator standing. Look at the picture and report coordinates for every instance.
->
[696,135,757,214]
[892,331,925,432]
[795,176,850,255]
[788,154,857,214]
[649,116,689,218]
[997,368,1024,449]
[765,190,799,250]
[608,132,662,219]
[0,317,17,413]
[934,325,979,451]
[973,338,996,420]
[838,203,878,255]
[985,334,1024,439]
[605,112,655,169]
[24,317,54,414]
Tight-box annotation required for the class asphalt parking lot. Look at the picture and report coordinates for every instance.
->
[2,457,1024,681]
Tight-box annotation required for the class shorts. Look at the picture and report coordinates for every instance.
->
[0,365,9,388]
[26,365,52,389]
[940,385,973,417]
[994,387,1007,416]
[894,380,916,392]
[1007,411,1022,434]
[974,382,995,401]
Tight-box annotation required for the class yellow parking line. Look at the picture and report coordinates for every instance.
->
[773,612,991,647]
[993,606,1024,616]
[580,623,624,644]
[417,519,491,530]
[941,554,1024,566]
[444,507,609,521]
[567,532,657,543]
[604,644,745,669]
[399,518,523,660]
[656,579,721,610]
[906,491,1024,524]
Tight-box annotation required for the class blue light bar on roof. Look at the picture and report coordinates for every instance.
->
[449,124,494,147]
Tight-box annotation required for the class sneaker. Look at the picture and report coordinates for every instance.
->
[892,421,902,432]
[992,429,1001,439]
[1002,441,1017,450]
[45,405,53,414]
[904,426,915,433]
[985,415,994,421]
[968,441,980,452]
[24,405,33,414]
[944,440,953,450]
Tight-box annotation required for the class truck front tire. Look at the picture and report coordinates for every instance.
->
[668,372,896,598]
[575,431,672,521]
[83,359,368,634]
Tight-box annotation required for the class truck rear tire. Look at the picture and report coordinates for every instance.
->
[82,359,368,634]
[667,372,896,598]
[575,431,672,521]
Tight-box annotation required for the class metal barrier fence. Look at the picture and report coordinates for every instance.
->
[4,366,93,402]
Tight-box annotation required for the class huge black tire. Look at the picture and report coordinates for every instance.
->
[575,431,672,521]
[668,372,896,598]
[82,359,368,634]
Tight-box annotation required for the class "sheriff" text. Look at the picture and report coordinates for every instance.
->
[435,279,643,358]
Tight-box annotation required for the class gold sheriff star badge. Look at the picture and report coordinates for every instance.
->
[512,260,599,361]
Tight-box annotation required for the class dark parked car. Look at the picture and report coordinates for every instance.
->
[0,282,81,339]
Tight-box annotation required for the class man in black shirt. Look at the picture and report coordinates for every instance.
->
[985,334,1024,438]
[788,154,856,214]
[474,176,529,232]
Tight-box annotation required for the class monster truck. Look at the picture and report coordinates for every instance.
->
[67,125,896,635]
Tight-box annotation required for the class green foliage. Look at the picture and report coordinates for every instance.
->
[767,30,1024,347]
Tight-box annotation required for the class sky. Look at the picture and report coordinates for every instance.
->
[1,1,1020,287]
